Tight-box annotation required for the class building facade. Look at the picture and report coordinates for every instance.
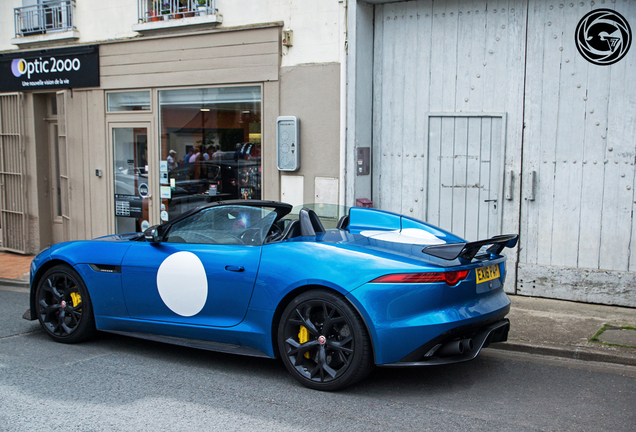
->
[0,0,346,255]
[2,0,635,308]
[347,0,636,306]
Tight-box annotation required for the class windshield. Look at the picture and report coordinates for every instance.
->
[164,205,277,245]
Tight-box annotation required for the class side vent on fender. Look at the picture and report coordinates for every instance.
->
[89,264,121,274]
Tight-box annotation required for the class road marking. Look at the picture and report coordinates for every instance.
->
[0,286,29,293]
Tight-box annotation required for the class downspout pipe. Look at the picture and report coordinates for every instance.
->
[339,0,348,207]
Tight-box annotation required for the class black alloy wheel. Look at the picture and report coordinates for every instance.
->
[35,265,96,343]
[278,289,373,391]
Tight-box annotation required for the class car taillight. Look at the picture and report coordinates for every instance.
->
[371,270,470,286]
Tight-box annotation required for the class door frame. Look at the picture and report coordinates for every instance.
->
[107,119,159,233]
[46,120,66,244]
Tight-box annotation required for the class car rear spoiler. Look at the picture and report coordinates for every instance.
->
[422,234,519,261]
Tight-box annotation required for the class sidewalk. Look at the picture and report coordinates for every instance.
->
[0,251,32,287]
[1,250,634,365]
[494,295,636,366]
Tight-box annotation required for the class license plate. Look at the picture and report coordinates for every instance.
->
[475,264,500,284]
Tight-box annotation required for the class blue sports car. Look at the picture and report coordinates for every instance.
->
[25,200,517,390]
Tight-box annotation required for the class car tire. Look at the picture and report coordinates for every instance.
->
[278,289,374,391]
[35,264,96,344]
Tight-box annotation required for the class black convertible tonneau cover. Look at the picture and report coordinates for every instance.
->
[422,234,519,261]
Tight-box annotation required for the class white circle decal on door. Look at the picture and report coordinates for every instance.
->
[157,251,208,317]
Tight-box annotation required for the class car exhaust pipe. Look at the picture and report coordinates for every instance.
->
[459,338,474,352]
[436,338,474,357]
[437,340,465,357]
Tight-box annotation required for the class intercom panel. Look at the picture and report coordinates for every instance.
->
[277,116,300,171]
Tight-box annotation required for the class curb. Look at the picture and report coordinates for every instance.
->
[0,278,29,289]
[489,341,636,367]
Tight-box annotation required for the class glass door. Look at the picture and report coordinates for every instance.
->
[110,122,158,234]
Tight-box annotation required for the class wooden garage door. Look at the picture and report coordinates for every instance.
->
[519,1,636,306]
[371,0,526,248]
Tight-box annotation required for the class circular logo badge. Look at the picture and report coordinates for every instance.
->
[318,335,326,345]
[138,183,149,198]
[575,9,632,66]
[11,59,27,77]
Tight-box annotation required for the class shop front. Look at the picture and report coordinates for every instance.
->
[109,85,263,234]
[0,24,283,252]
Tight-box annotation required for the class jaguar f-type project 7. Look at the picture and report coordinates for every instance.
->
[26,200,517,390]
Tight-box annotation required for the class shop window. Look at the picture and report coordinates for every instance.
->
[107,91,151,112]
[158,86,262,222]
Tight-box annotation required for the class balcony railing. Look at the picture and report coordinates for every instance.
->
[138,0,217,23]
[14,0,76,38]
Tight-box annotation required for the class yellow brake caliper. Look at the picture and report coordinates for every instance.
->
[298,325,310,358]
[70,292,82,310]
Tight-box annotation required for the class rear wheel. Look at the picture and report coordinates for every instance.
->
[35,264,96,343]
[278,289,373,391]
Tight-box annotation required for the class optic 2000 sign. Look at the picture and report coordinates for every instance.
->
[11,57,82,79]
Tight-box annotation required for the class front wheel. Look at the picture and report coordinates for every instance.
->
[35,264,96,343]
[277,290,374,391]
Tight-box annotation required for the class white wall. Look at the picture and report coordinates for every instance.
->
[219,0,344,66]
[0,1,21,51]
[1,0,346,67]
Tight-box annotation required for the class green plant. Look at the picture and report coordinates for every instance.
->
[589,324,636,349]
[197,0,207,6]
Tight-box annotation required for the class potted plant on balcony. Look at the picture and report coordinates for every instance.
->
[197,0,208,16]
[161,0,171,19]
[148,0,161,21]
[180,0,194,18]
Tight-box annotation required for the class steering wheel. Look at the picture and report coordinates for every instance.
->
[264,223,282,243]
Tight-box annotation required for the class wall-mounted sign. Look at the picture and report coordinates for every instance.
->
[115,194,143,218]
[0,45,99,92]
[576,9,632,66]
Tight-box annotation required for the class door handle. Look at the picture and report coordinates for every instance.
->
[526,170,536,201]
[484,199,497,202]
[225,265,244,272]
[505,170,513,200]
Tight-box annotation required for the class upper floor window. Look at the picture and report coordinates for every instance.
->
[14,0,76,38]
[139,0,217,23]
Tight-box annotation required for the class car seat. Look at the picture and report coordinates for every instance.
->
[299,208,325,237]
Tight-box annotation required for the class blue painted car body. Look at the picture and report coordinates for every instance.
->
[29,201,515,366]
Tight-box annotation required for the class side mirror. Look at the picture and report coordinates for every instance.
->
[143,225,163,243]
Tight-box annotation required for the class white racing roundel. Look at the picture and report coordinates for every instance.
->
[157,251,208,317]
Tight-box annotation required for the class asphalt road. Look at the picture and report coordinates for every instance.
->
[1,285,635,432]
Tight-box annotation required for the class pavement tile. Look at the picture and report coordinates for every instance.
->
[597,327,636,347]
[0,252,33,280]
